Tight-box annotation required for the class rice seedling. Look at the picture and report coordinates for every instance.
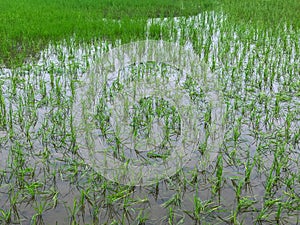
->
[0,0,299,224]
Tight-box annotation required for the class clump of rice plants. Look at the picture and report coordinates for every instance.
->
[0,1,299,224]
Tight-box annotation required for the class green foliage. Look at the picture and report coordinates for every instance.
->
[2,0,299,66]
[0,0,215,67]
[221,0,300,29]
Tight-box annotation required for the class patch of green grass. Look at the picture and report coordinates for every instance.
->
[2,0,300,67]
[0,0,215,67]
[221,0,300,29]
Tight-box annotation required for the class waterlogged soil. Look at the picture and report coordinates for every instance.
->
[0,12,300,224]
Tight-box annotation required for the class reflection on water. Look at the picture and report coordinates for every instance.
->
[0,11,299,224]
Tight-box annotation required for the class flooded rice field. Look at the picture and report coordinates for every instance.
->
[0,11,299,224]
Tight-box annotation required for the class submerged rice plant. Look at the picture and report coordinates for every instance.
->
[0,0,299,224]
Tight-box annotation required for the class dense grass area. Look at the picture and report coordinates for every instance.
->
[0,0,215,67]
[0,0,300,66]
[2,0,299,67]
[221,0,300,28]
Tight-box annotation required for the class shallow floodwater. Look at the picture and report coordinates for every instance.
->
[0,11,299,224]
